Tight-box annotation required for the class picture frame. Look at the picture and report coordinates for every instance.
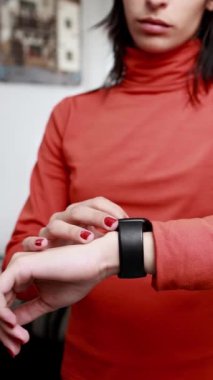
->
[0,0,81,85]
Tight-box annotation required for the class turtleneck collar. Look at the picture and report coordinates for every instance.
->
[120,39,201,94]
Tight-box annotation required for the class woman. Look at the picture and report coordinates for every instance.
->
[1,0,213,378]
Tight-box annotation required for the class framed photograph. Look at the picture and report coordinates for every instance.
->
[0,0,81,85]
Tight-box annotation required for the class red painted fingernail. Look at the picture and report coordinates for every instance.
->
[104,217,117,228]
[7,348,15,358]
[35,238,44,247]
[80,231,92,240]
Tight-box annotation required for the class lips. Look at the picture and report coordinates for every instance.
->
[139,18,171,28]
[137,18,172,35]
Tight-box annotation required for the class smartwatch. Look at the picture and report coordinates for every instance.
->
[116,218,153,279]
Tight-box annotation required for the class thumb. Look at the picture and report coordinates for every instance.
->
[14,297,53,326]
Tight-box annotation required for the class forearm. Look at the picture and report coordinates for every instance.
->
[152,216,213,290]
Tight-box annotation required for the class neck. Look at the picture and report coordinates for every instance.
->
[129,37,200,60]
[120,39,201,94]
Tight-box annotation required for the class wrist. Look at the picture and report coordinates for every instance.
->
[96,230,155,280]
[97,232,119,279]
[144,232,156,275]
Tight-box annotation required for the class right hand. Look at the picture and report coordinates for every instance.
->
[0,232,119,356]
[23,197,128,251]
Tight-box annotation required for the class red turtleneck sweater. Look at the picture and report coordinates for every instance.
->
[4,40,213,379]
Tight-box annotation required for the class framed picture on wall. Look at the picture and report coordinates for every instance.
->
[0,0,81,85]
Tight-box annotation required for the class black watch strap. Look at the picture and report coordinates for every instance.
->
[116,218,153,279]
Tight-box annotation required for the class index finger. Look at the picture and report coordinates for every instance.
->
[0,285,17,327]
[52,197,128,224]
[69,197,129,218]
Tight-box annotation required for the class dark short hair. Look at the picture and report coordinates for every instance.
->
[99,0,213,100]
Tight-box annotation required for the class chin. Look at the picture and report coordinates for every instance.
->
[135,39,182,54]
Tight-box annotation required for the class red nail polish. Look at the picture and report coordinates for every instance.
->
[80,231,91,240]
[104,217,117,228]
[35,238,43,247]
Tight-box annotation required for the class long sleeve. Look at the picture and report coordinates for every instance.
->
[1,45,211,377]
[152,215,213,291]
[3,98,71,270]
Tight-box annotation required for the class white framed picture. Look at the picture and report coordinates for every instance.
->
[0,0,81,85]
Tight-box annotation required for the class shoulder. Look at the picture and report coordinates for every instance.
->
[46,87,111,138]
[53,87,110,117]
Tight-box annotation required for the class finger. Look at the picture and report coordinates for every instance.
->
[0,263,34,297]
[23,236,48,252]
[15,298,53,326]
[71,197,129,218]
[0,286,17,327]
[82,197,129,218]
[40,220,94,244]
[0,324,29,357]
[0,307,17,327]
[87,225,104,239]
[51,197,128,226]
[0,257,36,301]
[0,321,29,344]
[52,205,119,231]
[70,205,119,230]
[0,328,21,357]
[5,290,16,307]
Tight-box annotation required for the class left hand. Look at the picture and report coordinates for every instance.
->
[0,232,119,356]
[22,197,128,251]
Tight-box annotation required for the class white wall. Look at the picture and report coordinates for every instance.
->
[0,0,113,254]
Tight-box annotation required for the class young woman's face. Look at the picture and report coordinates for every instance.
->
[122,0,213,53]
